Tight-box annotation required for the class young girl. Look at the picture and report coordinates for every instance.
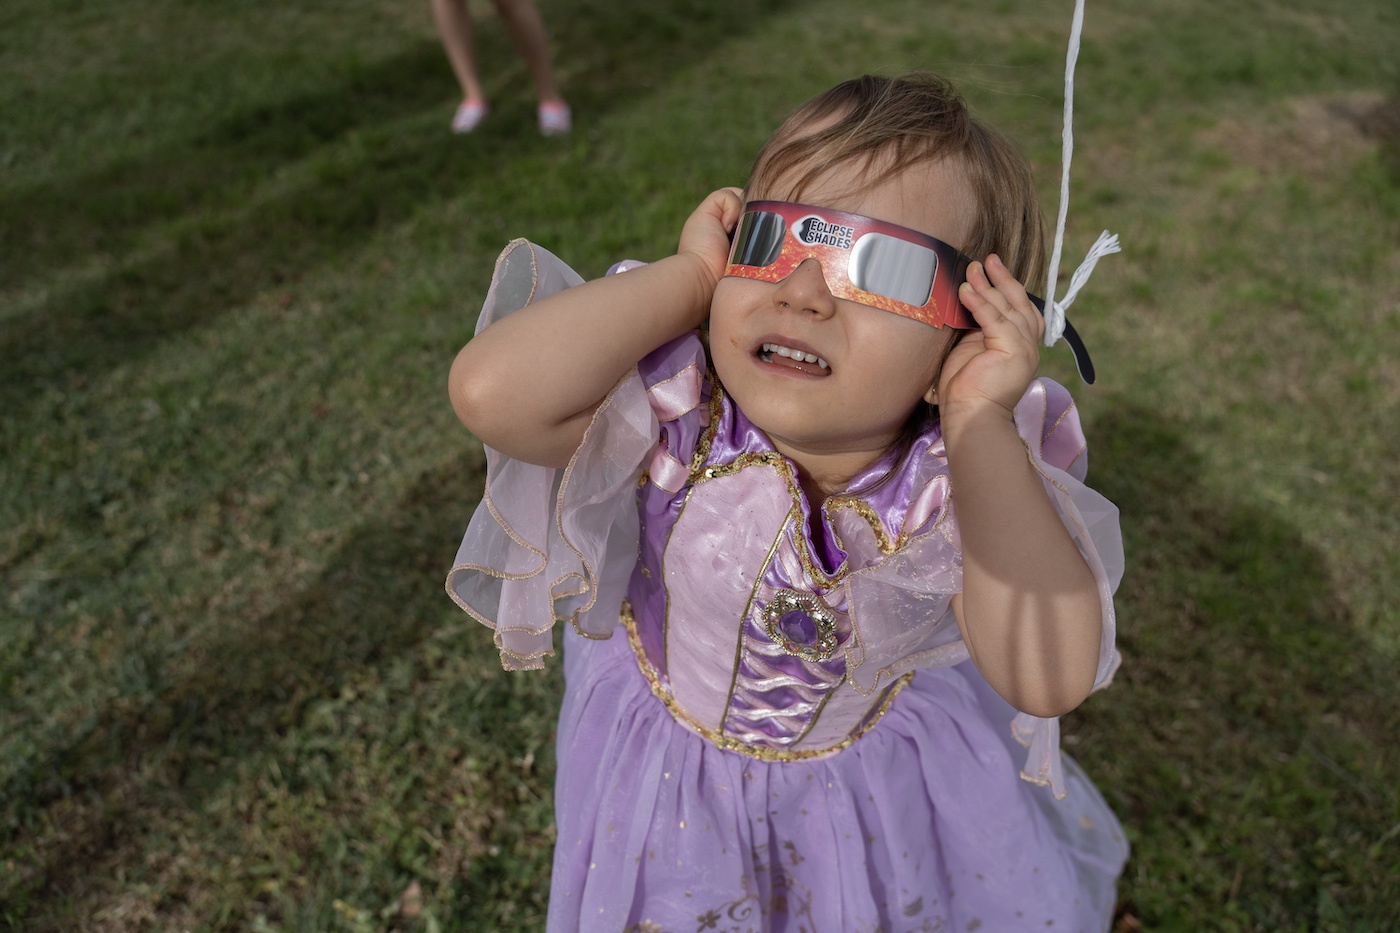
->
[446,74,1126,932]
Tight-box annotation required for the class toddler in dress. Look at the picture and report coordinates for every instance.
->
[447,73,1127,932]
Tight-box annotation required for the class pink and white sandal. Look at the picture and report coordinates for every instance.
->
[538,101,571,136]
[451,99,488,134]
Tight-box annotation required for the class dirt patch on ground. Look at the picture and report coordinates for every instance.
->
[1198,92,1399,175]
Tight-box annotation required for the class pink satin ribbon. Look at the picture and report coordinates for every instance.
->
[648,442,691,494]
[646,363,702,421]
[646,364,704,493]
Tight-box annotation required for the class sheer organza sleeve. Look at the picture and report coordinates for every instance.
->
[445,243,711,670]
[1008,378,1124,797]
[842,377,1122,799]
[445,240,658,670]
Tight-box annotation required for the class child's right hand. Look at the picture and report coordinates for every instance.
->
[451,187,745,469]
[677,187,746,297]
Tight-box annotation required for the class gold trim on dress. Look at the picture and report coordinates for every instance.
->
[683,380,930,591]
[759,589,840,662]
[622,601,912,762]
[718,505,796,735]
[686,370,725,477]
[692,443,848,590]
[822,496,901,555]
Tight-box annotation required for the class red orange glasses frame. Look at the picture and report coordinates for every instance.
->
[723,200,1096,382]
[724,200,977,330]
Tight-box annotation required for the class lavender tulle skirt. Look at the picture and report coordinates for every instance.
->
[548,626,1127,933]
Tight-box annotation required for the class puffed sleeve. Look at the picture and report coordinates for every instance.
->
[1007,378,1124,798]
[840,378,1122,800]
[444,240,655,670]
[444,242,709,671]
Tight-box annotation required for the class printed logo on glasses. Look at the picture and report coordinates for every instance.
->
[794,216,854,250]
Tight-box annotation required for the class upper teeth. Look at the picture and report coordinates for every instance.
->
[762,343,829,370]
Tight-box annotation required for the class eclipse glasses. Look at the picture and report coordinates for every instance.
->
[724,200,1095,383]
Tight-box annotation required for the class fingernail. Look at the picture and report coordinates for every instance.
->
[989,254,1003,268]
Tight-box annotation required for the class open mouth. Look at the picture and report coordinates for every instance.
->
[758,342,830,376]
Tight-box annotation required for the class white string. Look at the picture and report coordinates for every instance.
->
[1043,0,1119,349]
[1053,230,1120,318]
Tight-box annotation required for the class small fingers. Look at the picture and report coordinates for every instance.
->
[698,187,745,238]
[935,328,983,398]
[716,187,746,234]
[983,254,1044,341]
[680,187,749,277]
[960,257,1042,342]
[959,261,1028,340]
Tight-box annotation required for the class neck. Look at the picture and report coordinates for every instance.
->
[772,442,885,503]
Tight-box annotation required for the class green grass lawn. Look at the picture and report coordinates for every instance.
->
[2,0,1397,929]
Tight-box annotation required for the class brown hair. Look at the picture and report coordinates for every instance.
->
[743,73,1047,449]
[745,73,1046,288]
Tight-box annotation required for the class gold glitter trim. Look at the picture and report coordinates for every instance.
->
[496,645,549,667]
[692,445,846,590]
[822,496,901,555]
[686,371,725,478]
[684,380,924,590]
[1031,387,1087,474]
[622,602,912,761]
[693,449,788,483]
[1044,390,1075,443]
[686,403,845,585]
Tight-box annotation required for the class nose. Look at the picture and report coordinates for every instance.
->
[772,259,836,320]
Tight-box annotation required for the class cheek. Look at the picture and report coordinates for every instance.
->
[708,279,764,358]
[707,282,738,340]
[911,330,953,383]
[861,317,951,387]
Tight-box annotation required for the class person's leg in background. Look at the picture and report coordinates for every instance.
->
[491,0,570,134]
[431,0,491,132]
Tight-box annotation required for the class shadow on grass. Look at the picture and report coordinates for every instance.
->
[14,401,1397,928]
[1069,402,1398,930]
[7,451,564,926]
[0,0,796,411]
[1357,92,1400,188]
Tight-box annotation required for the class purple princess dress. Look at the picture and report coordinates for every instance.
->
[447,241,1128,933]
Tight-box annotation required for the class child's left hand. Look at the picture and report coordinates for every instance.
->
[937,254,1043,427]
[677,187,746,296]
[938,255,1102,718]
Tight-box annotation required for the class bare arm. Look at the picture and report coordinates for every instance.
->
[940,256,1103,718]
[449,188,745,467]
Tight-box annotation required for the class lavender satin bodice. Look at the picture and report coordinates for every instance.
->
[448,241,1120,792]
[624,336,957,759]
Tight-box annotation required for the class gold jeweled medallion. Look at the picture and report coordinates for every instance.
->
[761,589,839,662]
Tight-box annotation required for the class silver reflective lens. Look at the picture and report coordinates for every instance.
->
[731,211,787,267]
[849,233,937,306]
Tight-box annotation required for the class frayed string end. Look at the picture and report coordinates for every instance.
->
[1043,230,1120,348]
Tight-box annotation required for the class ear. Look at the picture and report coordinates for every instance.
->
[922,383,939,406]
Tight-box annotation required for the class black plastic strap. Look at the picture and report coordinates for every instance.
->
[1027,294,1095,385]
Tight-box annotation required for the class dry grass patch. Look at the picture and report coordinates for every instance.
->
[1197,91,1396,177]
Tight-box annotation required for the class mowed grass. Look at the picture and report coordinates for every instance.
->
[2,0,1397,929]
